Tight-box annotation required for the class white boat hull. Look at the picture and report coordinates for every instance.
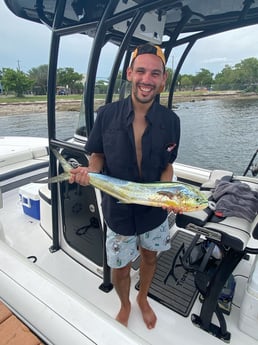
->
[0,136,258,345]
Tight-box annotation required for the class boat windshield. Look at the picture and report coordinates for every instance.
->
[74,78,131,141]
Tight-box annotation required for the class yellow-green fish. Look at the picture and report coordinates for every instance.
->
[88,173,208,211]
[39,148,208,212]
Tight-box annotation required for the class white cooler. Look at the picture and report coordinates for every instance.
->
[239,256,258,340]
[19,183,40,220]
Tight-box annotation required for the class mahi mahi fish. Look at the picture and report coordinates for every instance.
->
[42,148,208,212]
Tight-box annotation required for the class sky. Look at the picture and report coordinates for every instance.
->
[1,1,258,78]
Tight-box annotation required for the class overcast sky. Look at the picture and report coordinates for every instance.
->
[1,1,258,78]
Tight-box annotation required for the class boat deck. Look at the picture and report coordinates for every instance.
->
[0,300,44,345]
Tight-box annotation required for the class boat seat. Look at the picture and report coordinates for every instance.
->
[177,170,258,249]
[182,214,257,253]
[176,170,234,229]
[175,171,258,342]
[200,215,257,250]
[200,169,233,191]
[0,146,49,191]
[0,150,33,167]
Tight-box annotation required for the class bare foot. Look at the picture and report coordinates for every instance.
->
[115,303,131,327]
[137,296,157,329]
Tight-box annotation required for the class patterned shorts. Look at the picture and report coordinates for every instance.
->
[106,218,171,268]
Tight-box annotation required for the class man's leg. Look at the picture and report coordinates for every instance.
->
[137,218,171,329]
[106,228,139,326]
[137,248,157,329]
[112,264,132,326]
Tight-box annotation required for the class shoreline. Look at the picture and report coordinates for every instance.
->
[1,91,258,116]
[0,100,81,116]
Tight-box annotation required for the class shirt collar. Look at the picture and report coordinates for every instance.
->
[125,96,158,124]
[125,96,134,126]
[145,101,158,124]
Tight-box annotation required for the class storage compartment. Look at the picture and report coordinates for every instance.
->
[19,183,40,220]
[239,256,258,340]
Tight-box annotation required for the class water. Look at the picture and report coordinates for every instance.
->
[0,111,79,140]
[0,98,257,175]
[175,98,258,175]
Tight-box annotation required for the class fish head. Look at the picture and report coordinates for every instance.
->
[157,187,208,212]
[174,189,208,212]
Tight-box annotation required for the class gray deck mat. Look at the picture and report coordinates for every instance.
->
[136,230,198,317]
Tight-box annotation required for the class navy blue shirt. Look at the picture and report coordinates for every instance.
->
[86,96,180,235]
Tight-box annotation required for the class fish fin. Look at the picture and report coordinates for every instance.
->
[35,172,71,184]
[48,172,71,183]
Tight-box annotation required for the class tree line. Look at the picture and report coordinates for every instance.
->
[176,57,258,93]
[0,66,84,97]
[1,57,258,97]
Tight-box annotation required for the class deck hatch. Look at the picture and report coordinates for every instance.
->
[136,230,198,317]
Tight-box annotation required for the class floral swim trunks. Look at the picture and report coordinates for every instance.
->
[106,218,171,268]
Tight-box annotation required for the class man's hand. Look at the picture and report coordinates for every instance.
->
[162,206,183,214]
[69,167,90,186]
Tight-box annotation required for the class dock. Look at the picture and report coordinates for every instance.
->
[0,300,44,345]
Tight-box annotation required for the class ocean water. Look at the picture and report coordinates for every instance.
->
[175,98,258,175]
[1,98,258,175]
[0,111,79,141]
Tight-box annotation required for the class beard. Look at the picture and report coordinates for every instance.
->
[132,82,159,104]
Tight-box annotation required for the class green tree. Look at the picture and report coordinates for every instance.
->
[114,71,123,94]
[180,74,194,90]
[214,58,258,91]
[165,67,173,92]
[193,68,213,89]
[95,80,108,94]
[214,65,235,90]
[72,81,84,94]
[234,57,258,91]
[1,68,33,97]
[0,69,3,93]
[57,67,83,94]
[28,64,48,95]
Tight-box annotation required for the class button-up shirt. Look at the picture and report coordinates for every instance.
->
[85,96,180,235]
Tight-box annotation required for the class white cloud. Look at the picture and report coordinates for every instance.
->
[175,25,258,75]
[202,57,228,64]
[1,2,51,71]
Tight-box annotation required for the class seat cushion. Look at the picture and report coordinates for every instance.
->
[176,207,213,228]
[204,216,252,251]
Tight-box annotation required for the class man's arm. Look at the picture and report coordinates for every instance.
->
[87,152,105,173]
[160,163,173,182]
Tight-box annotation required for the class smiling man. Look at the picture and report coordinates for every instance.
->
[69,43,180,329]
[128,44,167,104]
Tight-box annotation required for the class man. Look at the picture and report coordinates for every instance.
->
[69,44,180,329]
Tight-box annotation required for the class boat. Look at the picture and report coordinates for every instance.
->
[1,1,258,344]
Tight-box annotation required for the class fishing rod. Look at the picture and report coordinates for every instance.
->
[243,149,258,176]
